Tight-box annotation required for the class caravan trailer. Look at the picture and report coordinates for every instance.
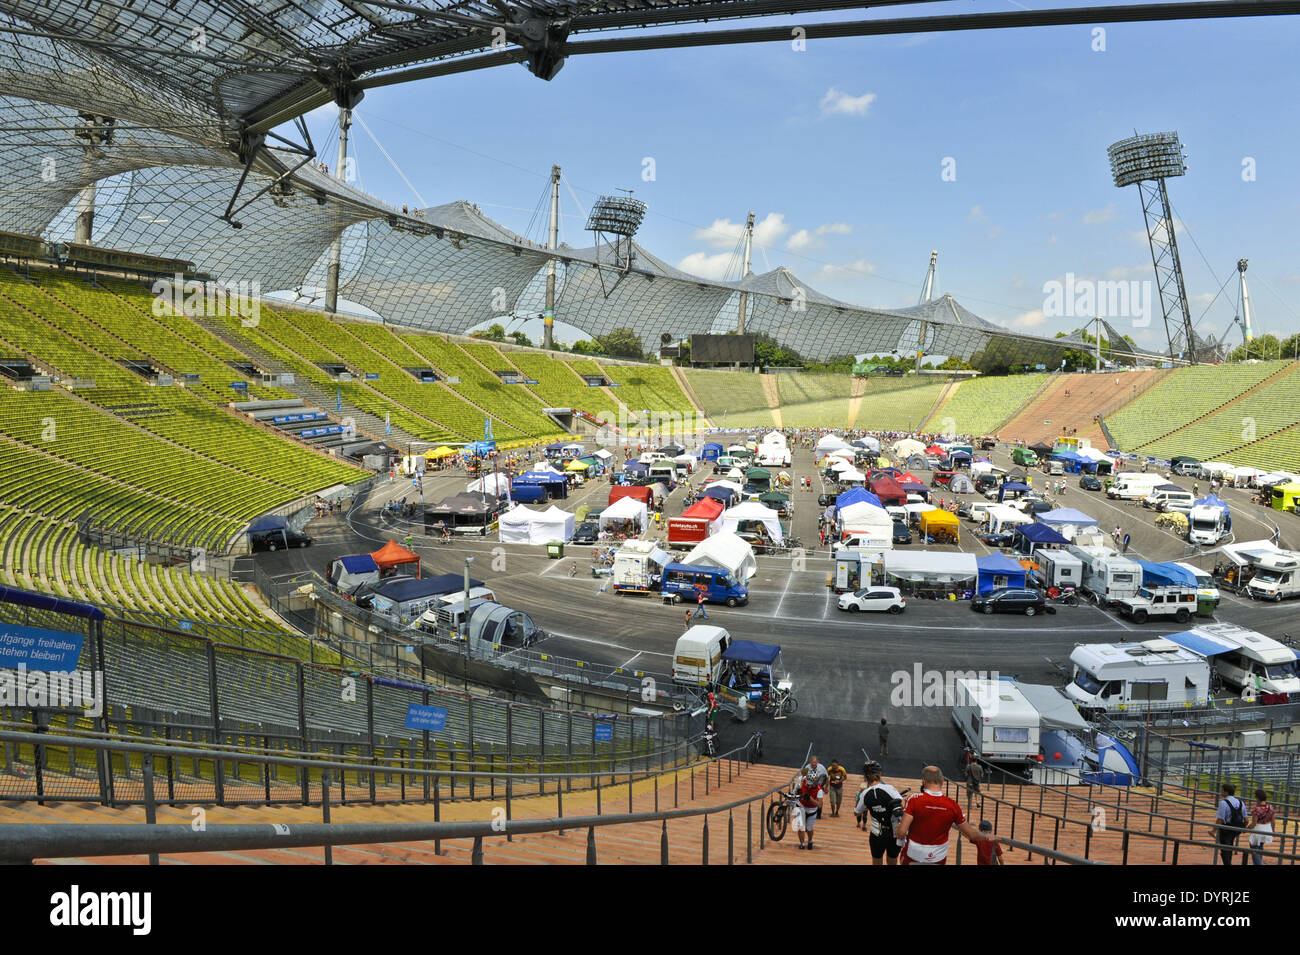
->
[1068,545,1142,606]
[951,679,1040,765]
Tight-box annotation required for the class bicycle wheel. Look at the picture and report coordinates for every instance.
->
[765,800,788,842]
[781,695,799,716]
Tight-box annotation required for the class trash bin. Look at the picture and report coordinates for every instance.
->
[1197,595,1216,617]
[547,541,564,559]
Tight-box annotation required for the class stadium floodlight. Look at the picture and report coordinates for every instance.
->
[585,195,647,237]
[1107,131,1197,364]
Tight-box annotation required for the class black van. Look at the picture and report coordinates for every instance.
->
[250,528,312,552]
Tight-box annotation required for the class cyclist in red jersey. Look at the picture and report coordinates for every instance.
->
[894,766,993,865]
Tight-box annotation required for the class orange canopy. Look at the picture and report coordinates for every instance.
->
[371,539,421,576]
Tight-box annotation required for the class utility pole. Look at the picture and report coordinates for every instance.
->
[736,211,755,340]
[544,164,561,350]
[324,106,353,315]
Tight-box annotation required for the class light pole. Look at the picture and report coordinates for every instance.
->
[462,556,474,658]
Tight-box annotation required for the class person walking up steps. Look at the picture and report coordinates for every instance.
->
[826,759,847,817]
[856,761,904,865]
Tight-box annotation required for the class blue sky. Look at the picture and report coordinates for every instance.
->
[298,7,1300,351]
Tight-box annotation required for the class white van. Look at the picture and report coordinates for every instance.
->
[1247,553,1300,601]
[965,501,993,524]
[951,679,1040,765]
[1142,486,1193,512]
[1108,472,1163,501]
[1065,639,1212,712]
[672,625,731,686]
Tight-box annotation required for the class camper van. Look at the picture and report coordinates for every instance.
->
[662,563,748,607]
[1064,639,1211,713]
[1187,505,1229,545]
[1108,472,1164,501]
[951,679,1041,765]
[1247,552,1300,601]
[612,540,672,595]
[672,625,731,686]
[1068,546,1142,606]
[1169,623,1300,697]
[419,586,498,634]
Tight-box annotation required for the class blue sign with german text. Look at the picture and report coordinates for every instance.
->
[594,722,614,742]
[0,624,85,671]
[405,704,448,732]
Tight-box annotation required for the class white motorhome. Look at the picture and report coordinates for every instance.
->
[1187,505,1229,545]
[1108,472,1164,501]
[1068,545,1142,605]
[1167,623,1300,697]
[1065,639,1212,713]
[1142,486,1194,512]
[1037,548,1083,590]
[612,539,672,594]
[952,679,1041,765]
[672,625,731,686]
[1247,553,1300,601]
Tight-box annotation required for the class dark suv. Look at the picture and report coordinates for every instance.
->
[249,528,312,552]
[970,587,1050,617]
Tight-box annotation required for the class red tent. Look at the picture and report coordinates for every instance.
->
[898,472,924,484]
[924,445,945,456]
[371,539,421,578]
[867,475,907,507]
[609,485,652,506]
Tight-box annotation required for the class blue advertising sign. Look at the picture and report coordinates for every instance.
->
[365,373,380,380]
[594,722,614,742]
[230,381,248,390]
[405,704,448,732]
[0,624,85,671]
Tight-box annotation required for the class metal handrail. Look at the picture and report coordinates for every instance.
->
[0,734,789,865]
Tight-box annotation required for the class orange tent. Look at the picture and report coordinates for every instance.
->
[371,539,420,578]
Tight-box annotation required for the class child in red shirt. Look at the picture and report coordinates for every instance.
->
[975,820,1003,865]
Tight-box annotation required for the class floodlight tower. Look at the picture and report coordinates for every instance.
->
[737,211,755,334]
[543,164,561,350]
[1107,131,1197,363]
[585,192,647,299]
[1236,258,1255,343]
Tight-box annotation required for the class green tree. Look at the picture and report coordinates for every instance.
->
[471,323,506,342]
[508,331,533,348]
[570,339,596,354]
[1228,333,1281,362]
[593,328,646,360]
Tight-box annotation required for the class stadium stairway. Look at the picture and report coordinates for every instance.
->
[843,375,869,430]
[999,370,1168,446]
[669,364,713,429]
[916,376,961,432]
[0,757,1232,864]
[761,374,783,429]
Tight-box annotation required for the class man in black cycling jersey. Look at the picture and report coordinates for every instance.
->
[854,761,904,866]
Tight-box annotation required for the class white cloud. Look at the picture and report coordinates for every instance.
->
[1105,264,1150,280]
[677,251,737,280]
[1010,309,1047,329]
[987,225,1004,240]
[1046,234,1060,245]
[690,212,789,250]
[1083,204,1118,225]
[966,205,988,223]
[818,259,877,279]
[820,88,876,117]
[786,221,852,250]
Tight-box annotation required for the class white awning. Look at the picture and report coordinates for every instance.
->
[883,551,978,583]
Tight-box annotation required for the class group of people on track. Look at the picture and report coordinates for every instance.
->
[788,757,1002,864]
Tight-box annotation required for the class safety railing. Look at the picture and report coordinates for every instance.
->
[0,729,780,865]
[946,760,1300,865]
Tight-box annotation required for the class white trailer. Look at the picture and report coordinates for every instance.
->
[612,539,672,594]
[1064,639,1212,713]
[1068,545,1142,605]
[1036,548,1083,590]
[952,678,1041,765]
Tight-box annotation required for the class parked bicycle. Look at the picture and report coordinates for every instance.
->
[757,682,798,717]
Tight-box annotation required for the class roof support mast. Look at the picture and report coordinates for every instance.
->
[1237,258,1254,343]
[325,104,353,314]
[737,211,755,335]
[544,164,561,350]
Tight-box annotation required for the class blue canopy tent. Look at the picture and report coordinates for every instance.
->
[703,485,737,504]
[947,450,972,469]
[1037,508,1099,540]
[722,640,783,665]
[1013,522,1070,555]
[1051,449,1090,474]
[976,553,1029,594]
[515,471,568,499]
[465,439,496,455]
[701,442,724,461]
[720,639,785,698]
[1194,494,1232,531]
[997,481,1031,503]
[837,487,883,510]
[1135,561,1198,588]
[624,460,650,475]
